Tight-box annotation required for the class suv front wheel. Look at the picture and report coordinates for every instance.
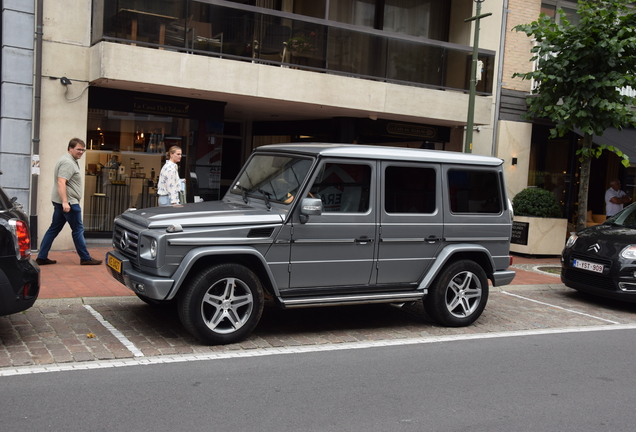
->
[424,260,488,327]
[178,263,264,345]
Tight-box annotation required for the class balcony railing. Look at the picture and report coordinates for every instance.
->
[93,0,494,94]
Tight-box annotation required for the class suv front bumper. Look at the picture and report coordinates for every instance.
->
[106,251,174,300]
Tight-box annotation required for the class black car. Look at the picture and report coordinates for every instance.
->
[0,181,39,316]
[562,203,636,301]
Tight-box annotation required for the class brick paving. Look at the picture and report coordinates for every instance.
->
[3,284,634,369]
[6,247,616,370]
[39,246,133,299]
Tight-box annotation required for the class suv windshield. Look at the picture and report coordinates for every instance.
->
[230,154,313,205]
[607,203,636,229]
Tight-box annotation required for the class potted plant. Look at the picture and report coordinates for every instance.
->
[287,31,318,64]
[510,187,568,255]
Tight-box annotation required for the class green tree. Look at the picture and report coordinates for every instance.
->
[513,0,636,231]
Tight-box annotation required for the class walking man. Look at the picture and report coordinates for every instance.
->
[36,138,102,266]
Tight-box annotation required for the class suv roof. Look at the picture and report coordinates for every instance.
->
[257,143,504,167]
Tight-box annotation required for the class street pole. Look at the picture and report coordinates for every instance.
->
[464,0,492,154]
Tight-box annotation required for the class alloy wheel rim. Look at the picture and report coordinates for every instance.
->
[201,277,254,334]
[444,271,482,318]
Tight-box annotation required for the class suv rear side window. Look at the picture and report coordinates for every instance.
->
[385,166,436,214]
[448,169,501,214]
[309,163,371,213]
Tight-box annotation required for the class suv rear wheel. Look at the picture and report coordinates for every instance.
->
[178,263,264,345]
[424,260,488,327]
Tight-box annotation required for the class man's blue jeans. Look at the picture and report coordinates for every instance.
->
[38,202,91,261]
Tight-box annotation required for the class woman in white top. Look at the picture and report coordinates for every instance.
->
[157,146,183,206]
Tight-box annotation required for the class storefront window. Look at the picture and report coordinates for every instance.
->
[527,128,571,217]
[84,109,192,232]
[85,88,227,234]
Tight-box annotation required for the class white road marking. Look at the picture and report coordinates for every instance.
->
[3,323,636,377]
[83,304,144,357]
[501,291,620,324]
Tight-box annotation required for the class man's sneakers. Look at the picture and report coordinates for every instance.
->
[80,258,103,266]
[35,258,57,265]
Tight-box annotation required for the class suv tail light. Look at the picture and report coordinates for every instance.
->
[9,219,31,259]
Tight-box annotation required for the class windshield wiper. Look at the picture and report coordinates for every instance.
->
[233,184,249,204]
[257,189,272,210]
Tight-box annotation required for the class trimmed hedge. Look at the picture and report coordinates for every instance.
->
[512,187,562,218]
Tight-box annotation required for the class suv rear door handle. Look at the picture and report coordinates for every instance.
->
[426,236,442,243]
[355,236,374,245]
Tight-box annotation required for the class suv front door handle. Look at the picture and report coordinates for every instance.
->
[355,236,374,245]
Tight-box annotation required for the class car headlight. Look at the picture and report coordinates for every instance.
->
[620,245,636,259]
[565,234,578,248]
[150,239,157,259]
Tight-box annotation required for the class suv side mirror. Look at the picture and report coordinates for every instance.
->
[299,198,323,224]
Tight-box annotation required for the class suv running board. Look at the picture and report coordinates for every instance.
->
[279,291,425,309]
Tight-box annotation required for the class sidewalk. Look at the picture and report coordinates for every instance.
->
[37,246,562,299]
[38,246,133,299]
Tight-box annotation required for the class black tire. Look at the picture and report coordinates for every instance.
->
[178,263,264,345]
[424,260,488,327]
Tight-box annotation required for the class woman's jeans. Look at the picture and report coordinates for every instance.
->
[38,202,91,261]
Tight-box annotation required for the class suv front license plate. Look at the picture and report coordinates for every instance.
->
[573,259,604,273]
[107,254,122,274]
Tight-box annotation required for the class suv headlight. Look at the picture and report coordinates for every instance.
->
[621,245,636,259]
[565,234,578,248]
[150,239,157,259]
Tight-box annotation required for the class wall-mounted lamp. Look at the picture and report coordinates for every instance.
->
[512,157,518,166]
[60,77,72,86]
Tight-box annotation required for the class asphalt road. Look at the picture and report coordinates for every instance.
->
[3,327,636,431]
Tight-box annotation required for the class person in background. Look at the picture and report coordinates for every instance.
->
[605,179,631,217]
[36,138,103,266]
[157,146,183,206]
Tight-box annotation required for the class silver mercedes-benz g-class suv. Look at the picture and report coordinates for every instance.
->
[106,144,515,345]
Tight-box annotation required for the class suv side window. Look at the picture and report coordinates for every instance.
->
[309,163,371,213]
[448,169,501,214]
[385,166,436,214]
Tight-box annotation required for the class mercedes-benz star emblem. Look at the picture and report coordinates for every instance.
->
[120,231,128,250]
[588,243,601,253]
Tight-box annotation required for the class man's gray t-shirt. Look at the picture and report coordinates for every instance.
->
[52,152,82,204]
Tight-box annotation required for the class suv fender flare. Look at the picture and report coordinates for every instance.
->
[417,244,495,290]
[165,246,280,300]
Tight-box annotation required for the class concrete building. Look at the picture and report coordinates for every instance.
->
[7,0,521,250]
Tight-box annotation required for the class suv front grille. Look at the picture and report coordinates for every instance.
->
[113,225,140,270]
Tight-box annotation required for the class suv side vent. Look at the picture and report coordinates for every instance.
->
[247,227,275,238]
